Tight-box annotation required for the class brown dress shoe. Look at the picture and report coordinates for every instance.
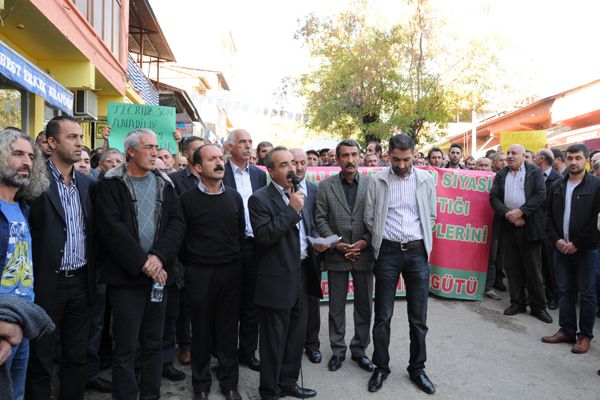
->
[178,349,192,365]
[572,336,591,354]
[541,330,576,344]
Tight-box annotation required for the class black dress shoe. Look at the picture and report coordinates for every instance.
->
[85,376,112,393]
[351,355,374,372]
[410,372,436,394]
[162,364,186,381]
[194,392,209,400]
[531,309,553,323]
[306,350,322,364]
[327,355,344,371]
[504,304,526,316]
[368,370,387,392]
[239,354,261,371]
[222,389,242,400]
[280,384,317,398]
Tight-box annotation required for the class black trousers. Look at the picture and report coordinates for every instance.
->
[542,238,558,303]
[109,284,167,400]
[238,239,259,357]
[499,223,546,311]
[187,262,241,393]
[304,295,321,352]
[259,263,309,400]
[162,284,180,367]
[26,270,90,400]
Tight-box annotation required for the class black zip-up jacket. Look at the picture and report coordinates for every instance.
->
[490,162,546,241]
[545,172,600,251]
[93,163,185,286]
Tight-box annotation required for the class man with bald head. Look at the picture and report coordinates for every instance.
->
[475,157,492,171]
[490,144,552,323]
[534,148,561,310]
[223,129,267,371]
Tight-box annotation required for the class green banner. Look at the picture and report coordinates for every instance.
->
[107,103,177,153]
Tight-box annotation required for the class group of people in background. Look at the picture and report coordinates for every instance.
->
[1,117,600,400]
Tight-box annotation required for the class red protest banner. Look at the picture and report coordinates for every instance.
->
[302,166,494,301]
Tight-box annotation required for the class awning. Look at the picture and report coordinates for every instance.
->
[0,39,74,115]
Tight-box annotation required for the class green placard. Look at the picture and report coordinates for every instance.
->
[107,103,177,153]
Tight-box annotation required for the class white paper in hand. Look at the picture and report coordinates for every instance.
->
[308,235,342,246]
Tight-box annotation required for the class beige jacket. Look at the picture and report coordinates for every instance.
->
[364,167,437,260]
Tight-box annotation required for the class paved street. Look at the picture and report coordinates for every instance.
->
[86,294,600,399]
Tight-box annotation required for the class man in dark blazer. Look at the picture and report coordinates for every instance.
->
[289,148,322,364]
[490,144,552,323]
[223,128,267,371]
[249,147,328,400]
[534,148,562,310]
[165,136,207,370]
[315,139,375,373]
[26,115,96,399]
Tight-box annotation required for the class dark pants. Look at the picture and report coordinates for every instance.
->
[162,284,180,367]
[542,239,559,303]
[176,286,192,352]
[109,284,167,400]
[328,270,373,358]
[372,241,429,376]
[259,265,309,400]
[555,249,598,338]
[26,270,90,400]
[187,263,241,394]
[499,224,546,311]
[485,236,499,291]
[238,239,259,358]
[86,278,107,382]
[304,295,320,353]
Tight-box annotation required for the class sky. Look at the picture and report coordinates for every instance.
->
[150,0,600,139]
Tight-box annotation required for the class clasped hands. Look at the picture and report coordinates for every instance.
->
[556,239,577,255]
[142,254,167,285]
[335,239,368,262]
[505,208,525,227]
[0,321,23,365]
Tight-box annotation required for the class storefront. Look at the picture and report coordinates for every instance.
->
[0,38,74,135]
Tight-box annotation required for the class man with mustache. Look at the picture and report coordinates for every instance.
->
[93,128,185,399]
[364,134,437,394]
[249,147,329,400]
[289,148,322,365]
[26,116,97,399]
[490,144,552,323]
[0,128,49,398]
[315,139,375,373]
[223,129,267,372]
[180,144,245,400]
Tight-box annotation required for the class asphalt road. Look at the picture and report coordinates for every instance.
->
[85,293,600,399]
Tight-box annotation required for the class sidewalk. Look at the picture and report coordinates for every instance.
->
[86,294,600,399]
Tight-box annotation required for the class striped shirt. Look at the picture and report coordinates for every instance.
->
[48,160,87,271]
[383,168,423,243]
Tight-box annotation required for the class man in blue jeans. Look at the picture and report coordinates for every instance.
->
[542,143,600,354]
[0,128,49,398]
[364,134,437,395]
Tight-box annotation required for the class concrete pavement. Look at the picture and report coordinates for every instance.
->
[85,294,600,399]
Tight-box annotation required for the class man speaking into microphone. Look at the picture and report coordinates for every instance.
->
[248,147,329,400]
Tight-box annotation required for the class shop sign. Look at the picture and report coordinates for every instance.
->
[0,39,74,115]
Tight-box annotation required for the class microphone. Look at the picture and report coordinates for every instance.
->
[291,175,301,192]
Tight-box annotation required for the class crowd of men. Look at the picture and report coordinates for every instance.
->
[1,116,600,400]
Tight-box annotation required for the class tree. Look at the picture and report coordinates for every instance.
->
[294,0,500,145]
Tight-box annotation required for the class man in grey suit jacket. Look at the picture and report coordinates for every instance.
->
[315,139,375,373]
